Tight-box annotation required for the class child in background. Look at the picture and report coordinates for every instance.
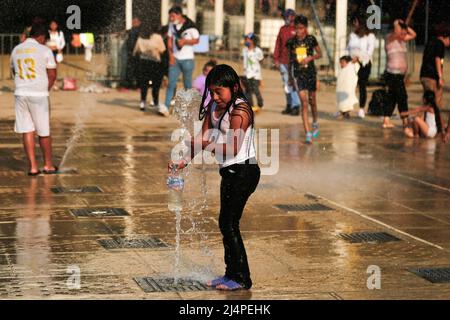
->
[168,64,260,291]
[193,59,217,98]
[242,33,264,113]
[336,56,360,119]
[401,91,443,139]
[286,15,322,143]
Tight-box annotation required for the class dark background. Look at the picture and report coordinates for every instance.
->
[0,0,161,33]
[0,0,448,44]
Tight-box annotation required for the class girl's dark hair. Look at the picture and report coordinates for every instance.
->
[199,64,253,128]
[294,15,308,27]
[352,15,370,37]
[49,20,60,31]
[423,90,443,134]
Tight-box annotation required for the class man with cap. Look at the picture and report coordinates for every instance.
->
[273,9,301,115]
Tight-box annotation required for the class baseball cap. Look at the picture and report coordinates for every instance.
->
[244,32,256,40]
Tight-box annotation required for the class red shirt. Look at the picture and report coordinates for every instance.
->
[273,24,297,65]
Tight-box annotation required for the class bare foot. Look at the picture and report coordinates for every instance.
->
[382,123,395,129]
[404,127,414,138]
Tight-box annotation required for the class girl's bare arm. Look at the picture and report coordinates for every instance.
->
[400,106,428,117]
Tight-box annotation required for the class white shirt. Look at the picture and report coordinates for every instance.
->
[210,98,257,168]
[347,32,376,66]
[168,23,200,60]
[242,47,264,80]
[11,38,57,97]
[47,30,66,51]
[336,62,360,112]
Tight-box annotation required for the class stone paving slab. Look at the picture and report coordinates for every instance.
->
[1,61,450,300]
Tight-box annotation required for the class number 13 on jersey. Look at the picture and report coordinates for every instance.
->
[17,58,36,80]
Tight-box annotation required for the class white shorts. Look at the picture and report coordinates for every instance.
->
[427,127,437,138]
[14,96,50,137]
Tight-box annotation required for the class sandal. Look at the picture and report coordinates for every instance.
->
[215,279,245,291]
[206,276,229,287]
[28,170,41,176]
[43,166,59,174]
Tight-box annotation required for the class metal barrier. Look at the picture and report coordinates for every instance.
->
[0,33,115,81]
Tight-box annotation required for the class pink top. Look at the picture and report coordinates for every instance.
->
[385,35,408,74]
[193,74,211,106]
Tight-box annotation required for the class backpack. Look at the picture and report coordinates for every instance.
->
[368,89,388,116]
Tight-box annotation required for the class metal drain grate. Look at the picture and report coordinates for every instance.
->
[134,277,209,293]
[274,203,333,212]
[339,232,401,243]
[70,208,130,217]
[51,186,103,194]
[410,268,450,283]
[99,237,168,249]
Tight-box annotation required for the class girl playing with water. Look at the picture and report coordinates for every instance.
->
[401,91,443,139]
[168,64,260,291]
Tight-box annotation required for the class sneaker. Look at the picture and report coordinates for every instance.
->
[282,105,292,115]
[140,101,146,111]
[312,123,319,138]
[358,108,365,119]
[291,108,300,116]
[305,132,313,144]
[157,103,169,117]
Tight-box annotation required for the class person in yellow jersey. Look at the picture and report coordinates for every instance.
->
[286,15,322,143]
[10,23,58,176]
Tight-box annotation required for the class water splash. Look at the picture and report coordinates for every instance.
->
[59,113,85,169]
[173,209,182,284]
[170,89,214,279]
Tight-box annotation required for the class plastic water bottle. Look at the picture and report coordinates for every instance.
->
[167,166,184,213]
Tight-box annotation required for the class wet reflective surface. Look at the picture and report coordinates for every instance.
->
[1,77,450,300]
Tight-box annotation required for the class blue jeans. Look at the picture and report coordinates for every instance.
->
[165,59,195,106]
[279,64,300,108]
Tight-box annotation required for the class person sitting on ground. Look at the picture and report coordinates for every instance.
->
[336,55,360,119]
[400,91,443,139]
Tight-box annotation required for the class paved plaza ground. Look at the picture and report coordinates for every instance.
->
[0,60,450,300]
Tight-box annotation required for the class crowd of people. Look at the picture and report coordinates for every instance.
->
[272,8,450,143]
[7,4,450,293]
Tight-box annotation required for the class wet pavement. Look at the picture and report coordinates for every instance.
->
[1,66,450,300]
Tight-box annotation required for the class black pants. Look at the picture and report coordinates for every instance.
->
[125,56,139,89]
[384,72,408,117]
[358,61,371,108]
[138,59,163,105]
[244,78,264,108]
[219,162,260,289]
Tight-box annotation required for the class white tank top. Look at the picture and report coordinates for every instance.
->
[425,111,437,138]
[210,98,257,168]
